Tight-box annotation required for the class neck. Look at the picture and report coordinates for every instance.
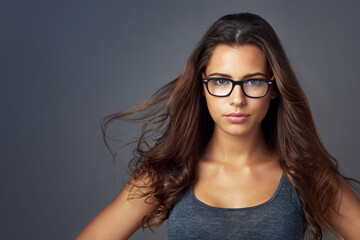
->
[204,125,272,167]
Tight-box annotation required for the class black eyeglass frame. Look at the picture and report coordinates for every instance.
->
[202,75,275,98]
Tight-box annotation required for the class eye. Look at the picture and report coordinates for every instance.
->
[214,79,230,86]
[244,79,263,85]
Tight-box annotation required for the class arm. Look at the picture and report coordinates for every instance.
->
[331,176,360,240]
[76,179,156,240]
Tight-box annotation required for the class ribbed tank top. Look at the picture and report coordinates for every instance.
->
[168,172,304,239]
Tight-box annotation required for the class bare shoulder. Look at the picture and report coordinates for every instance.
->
[331,175,360,239]
[76,174,157,240]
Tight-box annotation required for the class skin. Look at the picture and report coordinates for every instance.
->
[76,44,360,240]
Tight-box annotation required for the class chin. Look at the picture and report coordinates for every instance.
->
[216,122,262,137]
[220,125,252,137]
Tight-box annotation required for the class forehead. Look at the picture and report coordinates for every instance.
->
[206,44,267,77]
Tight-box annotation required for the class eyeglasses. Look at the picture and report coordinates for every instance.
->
[202,73,275,98]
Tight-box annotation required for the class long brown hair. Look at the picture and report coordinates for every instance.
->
[101,13,358,239]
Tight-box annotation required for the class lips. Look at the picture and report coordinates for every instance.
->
[224,112,250,123]
[225,113,250,117]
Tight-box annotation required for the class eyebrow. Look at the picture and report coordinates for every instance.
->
[207,72,268,79]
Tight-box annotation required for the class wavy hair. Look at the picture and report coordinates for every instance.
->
[101,13,358,239]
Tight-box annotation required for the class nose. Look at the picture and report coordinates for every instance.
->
[229,85,246,106]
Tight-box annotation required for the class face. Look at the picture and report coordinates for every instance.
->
[203,44,277,137]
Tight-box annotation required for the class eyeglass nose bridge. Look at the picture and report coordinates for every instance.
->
[228,81,247,96]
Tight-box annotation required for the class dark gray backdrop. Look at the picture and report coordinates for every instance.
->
[1,1,359,239]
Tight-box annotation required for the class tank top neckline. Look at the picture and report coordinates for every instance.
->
[190,172,285,211]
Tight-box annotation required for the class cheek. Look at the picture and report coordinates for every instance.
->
[204,95,224,120]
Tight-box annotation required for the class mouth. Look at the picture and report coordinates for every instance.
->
[224,113,250,123]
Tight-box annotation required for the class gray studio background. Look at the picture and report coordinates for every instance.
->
[1,1,360,239]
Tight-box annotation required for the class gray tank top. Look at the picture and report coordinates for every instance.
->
[168,172,304,239]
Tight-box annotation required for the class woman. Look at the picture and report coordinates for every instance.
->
[76,13,360,239]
